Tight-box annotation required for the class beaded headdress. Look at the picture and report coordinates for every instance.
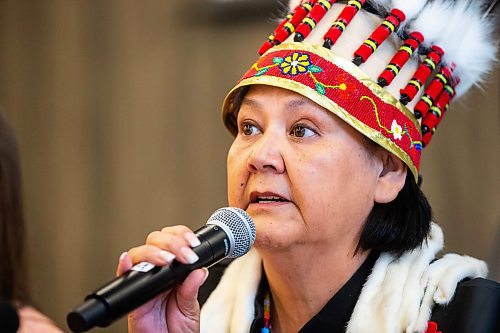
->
[222,0,497,181]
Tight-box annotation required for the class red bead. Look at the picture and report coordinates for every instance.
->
[323,0,366,48]
[353,8,406,65]
[421,82,456,146]
[295,0,336,41]
[414,66,452,118]
[258,1,317,55]
[258,40,275,56]
[289,1,315,27]
[378,31,424,87]
[274,1,315,43]
[400,45,445,104]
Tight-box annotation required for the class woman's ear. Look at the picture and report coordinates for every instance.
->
[374,151,407,204]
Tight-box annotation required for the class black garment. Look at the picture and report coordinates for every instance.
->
[199,251,379,333]
[430,278,499,333]
[249,251,379,333]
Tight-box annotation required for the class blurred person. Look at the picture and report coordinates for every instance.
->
[116,1,499,332]
[0,110,63,332]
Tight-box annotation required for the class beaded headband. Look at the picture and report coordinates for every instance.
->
[222,0,497,181]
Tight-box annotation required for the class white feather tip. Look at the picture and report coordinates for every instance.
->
[392,0,428,20]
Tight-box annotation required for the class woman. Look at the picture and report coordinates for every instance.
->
[0,110,63,333]
[117,1,498,332]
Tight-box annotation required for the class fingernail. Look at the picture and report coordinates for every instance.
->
[119,252,128,262]
[160,250,176,263]
[185,233,201,247]
[201,267,209,284]
[181,247,199,264]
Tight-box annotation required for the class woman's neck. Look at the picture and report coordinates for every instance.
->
[258,244,369,333]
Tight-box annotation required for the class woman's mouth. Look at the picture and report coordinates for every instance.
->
[249,192,291,205]
[254,196,289,203]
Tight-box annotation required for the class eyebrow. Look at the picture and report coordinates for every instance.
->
[285,98,313,109]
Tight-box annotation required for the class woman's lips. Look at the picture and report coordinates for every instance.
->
[249,191,291,205]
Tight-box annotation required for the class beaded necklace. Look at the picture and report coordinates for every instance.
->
[261,292,272,333]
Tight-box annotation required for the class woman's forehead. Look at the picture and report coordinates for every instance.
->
[242,85,323,110]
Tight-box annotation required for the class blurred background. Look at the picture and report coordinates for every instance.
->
[0,0,498,332]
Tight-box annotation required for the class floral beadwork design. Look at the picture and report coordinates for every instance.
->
[253,52,348,96]
[391,120,403,140]
[326,73,357,100]
[278,52,312,76]
[253,52,351,97]
[361,96,422,150]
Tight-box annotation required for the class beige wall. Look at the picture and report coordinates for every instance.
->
[0,1,498,332]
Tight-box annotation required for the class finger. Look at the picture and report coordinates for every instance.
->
[149,226,201,249]
[116,252,133,276]
[145,232,200,265]
[176,268,209,319]
[127,245,177,268]
[160,225,201,248]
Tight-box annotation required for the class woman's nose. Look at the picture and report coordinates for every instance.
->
[247,133,285,174]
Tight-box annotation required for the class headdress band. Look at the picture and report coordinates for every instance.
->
[222,42,422,181]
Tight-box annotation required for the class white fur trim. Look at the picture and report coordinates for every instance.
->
[346,222,444,333]
[200,224,488,333]
[411,253,488,332]
[200,249,262,333]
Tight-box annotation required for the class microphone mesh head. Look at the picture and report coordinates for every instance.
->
[207,207,256,258]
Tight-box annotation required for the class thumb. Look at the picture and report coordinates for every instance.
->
[175,268,209,319]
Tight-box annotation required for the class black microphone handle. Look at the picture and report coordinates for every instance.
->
[67,224,230,332]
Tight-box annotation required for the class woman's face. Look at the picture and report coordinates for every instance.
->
[227,85,383,252]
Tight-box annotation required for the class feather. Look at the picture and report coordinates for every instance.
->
[425,0,497,96]
[409,0,497,96]
[391,0,428,20]
[411,1,454,45]
[367,0,392,13]
[453,30,496,95]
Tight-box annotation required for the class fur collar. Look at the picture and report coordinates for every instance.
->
[200,223,487,333]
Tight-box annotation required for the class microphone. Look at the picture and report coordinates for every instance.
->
[66,207,255,332]
[0,300,20,333]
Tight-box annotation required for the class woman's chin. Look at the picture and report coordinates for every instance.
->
[246,201,295,216]
[252,220,303,251]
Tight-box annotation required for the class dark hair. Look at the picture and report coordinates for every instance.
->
[0,111,29,303]
[357,171,432,257]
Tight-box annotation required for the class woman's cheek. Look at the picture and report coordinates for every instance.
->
[226,148,246,208]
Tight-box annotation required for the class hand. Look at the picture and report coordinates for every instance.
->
[17,306,64,333]
[115,225,209,333]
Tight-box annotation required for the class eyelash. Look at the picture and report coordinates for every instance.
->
[240,121,260,136]
[290,124,316,138]
[238,121,318,138]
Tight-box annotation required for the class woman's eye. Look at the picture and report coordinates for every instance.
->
[291,125,315,138]
[241,123,261,136]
